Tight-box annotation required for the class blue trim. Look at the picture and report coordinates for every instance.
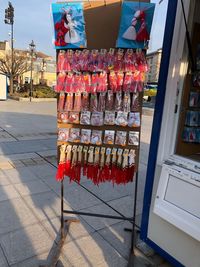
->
[140,0,181,266]
[145,238,184,267]
[141,0,178,240]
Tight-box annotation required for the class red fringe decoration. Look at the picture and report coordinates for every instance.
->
[56,163,65,181]
[128,165,135,182]
[64,160,71,177]
[75,162,81,184]
[93,164,99,185]
[101,164,111,182]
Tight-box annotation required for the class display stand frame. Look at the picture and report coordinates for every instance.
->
[55,54,144,266]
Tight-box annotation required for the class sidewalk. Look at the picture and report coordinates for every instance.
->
[0,100,171,267]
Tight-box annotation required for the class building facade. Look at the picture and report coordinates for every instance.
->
[0,40,56,88]
[146,48,162,83]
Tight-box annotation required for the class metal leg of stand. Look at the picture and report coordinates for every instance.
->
[61,180,64,239]
[131,172,139,254]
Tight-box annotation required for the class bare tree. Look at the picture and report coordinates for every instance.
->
[0,50,30,94]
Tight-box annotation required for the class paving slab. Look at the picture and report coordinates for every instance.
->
[42,177,77,196]
[0,185,20,202]
[0,198,38,235]
[9,160,26,169]
[10,244,71,267]
[23,191,70,222]
[28,163,57,179]
[0,223,54,266]
[79,204,123,231]
[61,232,127,267]
[0,139,56,155]
[64,185,101,210]
[81,180,131,202]
[98,221,133,260]
[37,149,57,157]
[42,216,95,245]
[56,256,73,267]
[14,180,51,196]
[0,153,38,162]
[0,161,13,170]
[3,167,39,184]
[0,246,9,267]
[107,195,143,218]
[0,173,10,186]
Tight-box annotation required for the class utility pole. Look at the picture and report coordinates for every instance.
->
[29,40,36,102]
[5,2,14,95]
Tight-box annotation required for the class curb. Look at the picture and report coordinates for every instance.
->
[9,96,57,102]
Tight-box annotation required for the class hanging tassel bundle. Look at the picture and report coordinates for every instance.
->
[101,148,111,182]
[56,144,67,181]
[98,147,106,183]
[121,149,129,184]
[69,146,78,183]
[128,149,136,182]
[87,146,94,180]
[93,147,100,185]
[64,145,72,177]
[115,149,123,184]
[111,148,117,184]
[75,146,83,183]
[58,92,65,111]
[83,146,88,176]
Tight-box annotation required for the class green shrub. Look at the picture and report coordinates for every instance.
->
[15,84,57,98]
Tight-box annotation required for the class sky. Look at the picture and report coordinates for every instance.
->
[0,0,168,57]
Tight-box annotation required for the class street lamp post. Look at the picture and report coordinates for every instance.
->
[29,40,36,102]
[4,1,14,95]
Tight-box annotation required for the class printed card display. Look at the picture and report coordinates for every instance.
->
[69,128,81,142]
[104,130,115,145]
[116,111,128,126]
[128,131,139,146]
[68,111,80,124]
[91,112,104,126]
[58,112,69,123]
[116,2,155,49]
[52,2,87,49]
[91,130,103,145]
[104,111,116,125]
[58,128,69,141]
[115,131,127,146]
[80,111,91,125]
[81,129,91,144]
[128,112,140,127]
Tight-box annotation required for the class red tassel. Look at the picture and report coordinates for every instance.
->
[101,164,110,182]
[56,163,65,181]
[75,162,81,183]
[111,164,117,185]
[64,160,71,177]
[69,165,75,183]
[92,164,99,185]
[128,165,135,182]
[83,162,88,177]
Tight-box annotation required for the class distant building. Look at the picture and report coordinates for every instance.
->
[146,49,162,83]
[0,40,56,87]
[21,52,56,87]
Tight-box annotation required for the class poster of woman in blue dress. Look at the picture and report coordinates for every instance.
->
[116,2,155,49]
[52,2,86,49]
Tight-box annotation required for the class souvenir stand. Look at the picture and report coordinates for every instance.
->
[52,0,155,264]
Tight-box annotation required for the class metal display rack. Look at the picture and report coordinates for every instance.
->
[55,48,145,266]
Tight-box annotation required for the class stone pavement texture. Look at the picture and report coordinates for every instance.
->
[0,99,172,267]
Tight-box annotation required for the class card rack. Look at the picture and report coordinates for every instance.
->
[55,48,146,265]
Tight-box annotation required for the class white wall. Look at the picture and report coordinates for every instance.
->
[147,1,200,266]
[0,74,7,100]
